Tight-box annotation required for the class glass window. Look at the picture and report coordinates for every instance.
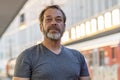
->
[112,47,115,59]
[99,50,105,66]
[84,52,93,66]
[20,13,26,29]
[20,14,25,24]
[89,53,93,66]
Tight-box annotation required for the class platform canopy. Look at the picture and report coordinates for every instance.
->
[0,0,28,38]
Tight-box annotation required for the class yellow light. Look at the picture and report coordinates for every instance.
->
[98,16,104,30]
[104,12,112,28]
[76,25,81,38]
[85,21,91,34]
[36,41,41,44]
[61,31,69,42]
[91,19,97,33]
[112,9,120,25]
[71,27,76,39]
[54,0,67,5]
[20,24,26,30]
[80,23,85,36]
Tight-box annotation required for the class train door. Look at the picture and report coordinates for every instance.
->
[92,48,99,66]
[99,50,105,66]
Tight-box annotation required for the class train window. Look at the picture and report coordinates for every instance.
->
[99,50,105,66]
[89,53,93,66]
[84,52,93,66]
[112,47,115,58]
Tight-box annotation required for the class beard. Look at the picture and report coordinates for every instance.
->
[42,26,64,40]
[47,32,61,40]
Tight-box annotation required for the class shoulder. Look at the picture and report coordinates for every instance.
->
[63,46,85,62]
[63,46,83,56]
[17,44,39,61]
[21,45,37,55]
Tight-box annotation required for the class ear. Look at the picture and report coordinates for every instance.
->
[40,24,43,32]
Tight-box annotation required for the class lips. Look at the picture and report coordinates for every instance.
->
[48,30,59,34]
[48,26,60,33]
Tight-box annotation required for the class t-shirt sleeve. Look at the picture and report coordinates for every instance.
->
[79,53,90,76]
[14,50,32,78]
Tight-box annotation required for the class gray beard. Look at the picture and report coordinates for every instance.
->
[47,32,61,40]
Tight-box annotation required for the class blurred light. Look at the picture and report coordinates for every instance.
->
[71,27,76,39]
[20,24,26,30]
[61,31,69,42]
[54,0,67,5]
[91,19,97,33]
[36,41,41,44]
[76,25,81,38]
[98,16,104,30]
[85,21,91,34]
[80,23,85,36]
[104,12,112,28]
[112,9,120,25]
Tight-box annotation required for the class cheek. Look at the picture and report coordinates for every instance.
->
[60,24,65,31]
[41,24,47,31]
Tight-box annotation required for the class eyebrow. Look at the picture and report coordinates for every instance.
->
[45,15,62,18]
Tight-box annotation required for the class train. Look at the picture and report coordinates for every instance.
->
[65,35,120,80]
[6,58,16,78]
[81,42,120,80]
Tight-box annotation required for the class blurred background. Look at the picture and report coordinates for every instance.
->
[0,0,120,80]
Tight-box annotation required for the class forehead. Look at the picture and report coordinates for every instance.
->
[44,8,63,18]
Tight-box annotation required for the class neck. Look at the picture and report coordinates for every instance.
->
[42,38,62,54]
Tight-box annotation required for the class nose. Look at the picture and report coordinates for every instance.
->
[51,19,57,25]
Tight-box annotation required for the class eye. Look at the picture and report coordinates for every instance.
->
[45,18,52,22]
[56,18,62,22]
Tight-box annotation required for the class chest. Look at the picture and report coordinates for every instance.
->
[31,52,81,79]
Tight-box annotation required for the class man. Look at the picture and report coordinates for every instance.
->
[13,5,90,80]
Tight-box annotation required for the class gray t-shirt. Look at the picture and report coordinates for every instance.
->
[14,43,89,80]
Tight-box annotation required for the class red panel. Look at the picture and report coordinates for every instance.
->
[116,46,120,64]
[118,65,120,80]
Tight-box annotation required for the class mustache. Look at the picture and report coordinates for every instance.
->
[47,26,60,32]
